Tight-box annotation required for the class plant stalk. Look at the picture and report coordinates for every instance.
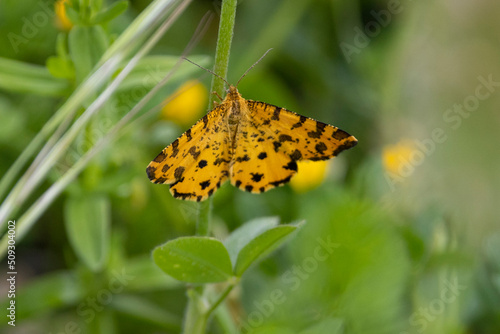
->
[184,0,238,332]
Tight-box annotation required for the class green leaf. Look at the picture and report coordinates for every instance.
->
[224,216,279,267]
[91,1,128,25]
[153,237,233,283]
[0,57,69,96]
[69,25,109,84]
[234,224,300,276]
[64,193,110,271]
[47,56,75,79]
[65,4,81,25]
[91,0,104,13]
[48,33,75,80]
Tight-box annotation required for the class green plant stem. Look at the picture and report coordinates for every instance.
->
[195,0,236,238]
[184,0,237,333]
[209,0,237,103]
[205,282,236,316]
[196,199,212,236]
[183,287,209,334]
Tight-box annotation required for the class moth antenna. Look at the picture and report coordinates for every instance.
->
[182,57,230,87]
[236,48,273,87]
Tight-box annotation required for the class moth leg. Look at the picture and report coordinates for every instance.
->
[212,91,224,102]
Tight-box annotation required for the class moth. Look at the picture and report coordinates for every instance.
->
[147,53,357,201]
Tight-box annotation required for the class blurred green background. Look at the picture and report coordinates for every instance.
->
[1,0,500,333]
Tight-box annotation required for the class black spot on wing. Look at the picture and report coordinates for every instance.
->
[315,142,327,154]
[258,152,267,160]
[273,141,281,152]
[174,166,185,179]
[170,139,180,158]
[198,160,208,168]
[185,128,192,141]
[170,178,183,187]
[332,128,351,140]
[236,154,250,162]
[332,140,358,156]
[269,175,293,187]
[271,106,281,121]
[309,156,330,161]
[245,185,253,192]
[146,166,157,180]
[155,177,168,184]
[235,180,242,188]
[346,137,358,148]
[279,134,293,142]
[202,115,209,128]
[161,164,171,173]
[171,186,194,200]
[291,115,307,129]
[251,173,264,182]
[153,151,166,162]
[200,180,211,190]
[283,161,298,171]
[307,122,326,139]
[188,146,200,160]
[290,149,302,161]
[214,157,230,166]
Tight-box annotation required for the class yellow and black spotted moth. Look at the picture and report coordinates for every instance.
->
[146,83,357,201]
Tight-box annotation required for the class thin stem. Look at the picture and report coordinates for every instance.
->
[196,200,212,236]
[206,281,237,316]
[209,0,237,105]
[195,0,237,238]
[183,287,209,334]
[184,0,238,333]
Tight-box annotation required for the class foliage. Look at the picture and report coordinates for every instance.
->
[1,0,499,334]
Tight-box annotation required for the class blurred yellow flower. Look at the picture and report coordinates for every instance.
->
[382,139,416,175]
[55,0,73,31]
[161,80,208,126]
[290,160,330,193]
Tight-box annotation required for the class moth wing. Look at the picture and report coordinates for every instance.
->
[249,101,357,160]
[146,106,230,201]
[230,101,357,193]
[229,125,298,193]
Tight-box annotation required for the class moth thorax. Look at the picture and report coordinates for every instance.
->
[227,99,241,126]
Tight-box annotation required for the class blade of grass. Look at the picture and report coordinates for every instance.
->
[0,0,184,202]
[0,10,212,258]
[0,0,192,230]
